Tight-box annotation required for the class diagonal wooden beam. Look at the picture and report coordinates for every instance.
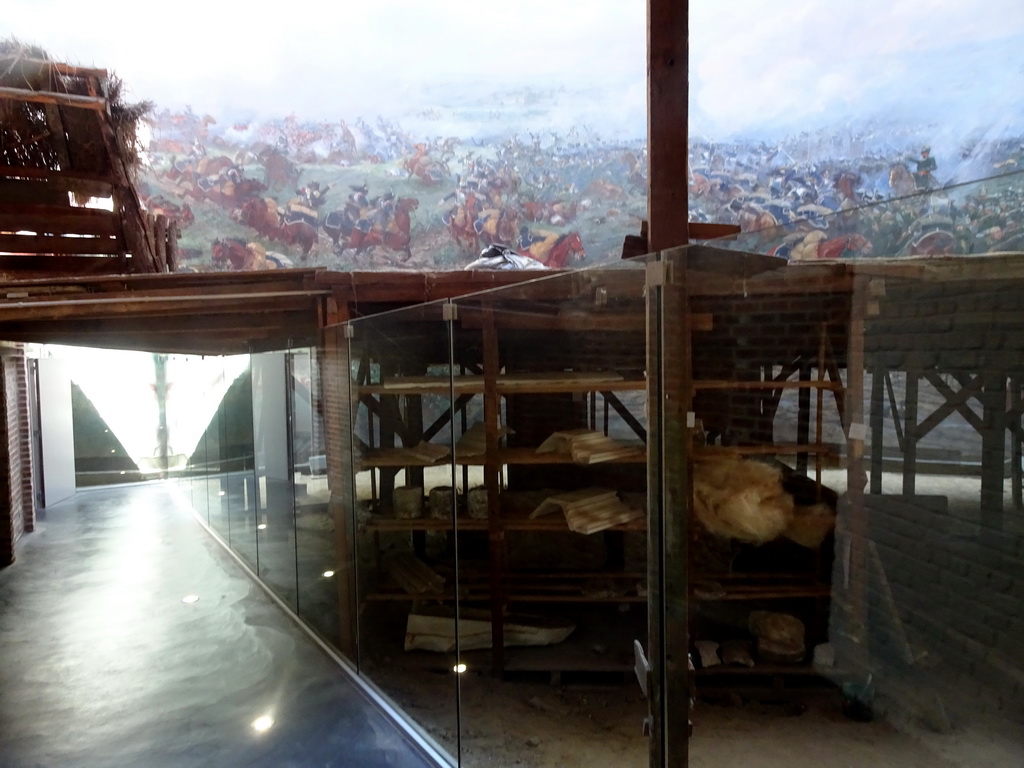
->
[918,370,985,436]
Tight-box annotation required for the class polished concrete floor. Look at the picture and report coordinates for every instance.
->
[0,482,441,768]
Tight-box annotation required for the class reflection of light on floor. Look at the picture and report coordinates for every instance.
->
[322,570,335,578]
[181,594,200,604]
[251,714,274,733]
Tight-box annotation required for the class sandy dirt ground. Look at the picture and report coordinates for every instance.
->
[301,463,1022,767]
[369,661,1013,768]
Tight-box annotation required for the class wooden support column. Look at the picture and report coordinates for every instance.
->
[902,371,919,496]
[845,272,870,669]
[482,308,505,674]
[648,0,689,252]
[869,366,885,495]
[1012,377,1023,511]
[979,373,1007,533]
[796,362,812,475]
[321,321,358,660]
[646,254,692,768]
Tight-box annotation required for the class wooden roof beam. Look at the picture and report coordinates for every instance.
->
[0,85,106,111]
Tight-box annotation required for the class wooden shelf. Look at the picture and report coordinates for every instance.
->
[691,443,838,458]
[358,444,647,469]
[697,582,831,601]
[694,663,824,677]
[362,506,646,533]
[364,570,648,604]
[693,379,842,391]
[357,371,645,396]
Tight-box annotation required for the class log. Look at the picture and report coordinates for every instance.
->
[166,220,179,272]
[153,214,168,273]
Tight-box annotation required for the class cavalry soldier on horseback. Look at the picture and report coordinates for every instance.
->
[295,181,332,210]
[908,146,937,190]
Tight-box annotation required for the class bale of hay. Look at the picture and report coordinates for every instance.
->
[692,457,794,544]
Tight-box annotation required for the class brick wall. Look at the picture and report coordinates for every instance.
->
[833,494,1023,722]
[0,348,33,567]
[831,271,1024,727]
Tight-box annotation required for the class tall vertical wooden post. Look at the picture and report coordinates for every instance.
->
[648,0,689,252]
[647,3,690,767]
[322,322,358,660]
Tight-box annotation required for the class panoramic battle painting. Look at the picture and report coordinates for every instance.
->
[5,1,1024,270]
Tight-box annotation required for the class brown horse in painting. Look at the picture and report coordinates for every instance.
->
[519,231,585,267]
[236,197,318,256]
[347,197,419,260]
[443,192,484,253]
[475,206,519,248]
[888,163,918,198]
[815,232,873,260]
[261,149,300,191]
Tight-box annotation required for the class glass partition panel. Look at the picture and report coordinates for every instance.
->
[656,245,846,767]
[696,168,1024,261]
[251,351,299,611]
[452,259,651,767]
[829,258,1023,768]
[204,363,230,540]
[221,357,259,571]
[655,246,1024,767]
[291,346,339,645]
[344,301,459,761]
[185,356,211,526]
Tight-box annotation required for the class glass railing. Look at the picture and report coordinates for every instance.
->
[448,259,653,766]
[344,300,461,759]
[696,168,1024,260]
[170,241,1022,768]
[656,247,1024,768]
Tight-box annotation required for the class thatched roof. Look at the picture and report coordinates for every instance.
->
[1,40,150,185]
[0,40,171,274]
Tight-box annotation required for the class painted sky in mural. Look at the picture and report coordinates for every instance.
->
[5,1,1024,268]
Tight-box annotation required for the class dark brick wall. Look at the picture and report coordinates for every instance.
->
[0,348,33,566]
[833,492,1024,721]
[826,270,1024,725]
